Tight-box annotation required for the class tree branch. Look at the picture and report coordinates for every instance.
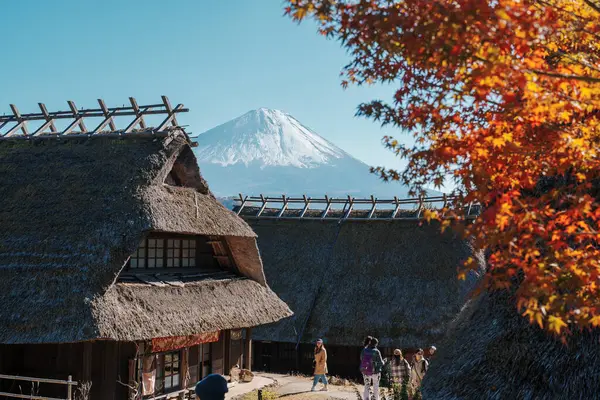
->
[528,69,600,83]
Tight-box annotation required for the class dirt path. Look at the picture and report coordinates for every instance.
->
[257,373,361,400]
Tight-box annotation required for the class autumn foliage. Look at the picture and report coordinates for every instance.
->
[285,0,600,335]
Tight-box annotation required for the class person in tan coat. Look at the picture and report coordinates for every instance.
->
[311,339,328,392]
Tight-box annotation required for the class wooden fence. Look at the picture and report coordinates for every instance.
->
[0,374,77,400]
[235,193,481,220]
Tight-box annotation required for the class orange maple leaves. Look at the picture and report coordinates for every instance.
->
[285,0,600,336]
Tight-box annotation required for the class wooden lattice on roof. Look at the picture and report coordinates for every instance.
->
[0,96,188,139]
[235,194,481,221]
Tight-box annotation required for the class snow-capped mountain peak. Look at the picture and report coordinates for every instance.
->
[194,108,351,168]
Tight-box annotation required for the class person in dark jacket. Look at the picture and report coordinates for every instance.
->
[360,337,385,400]
[195,374,229,400]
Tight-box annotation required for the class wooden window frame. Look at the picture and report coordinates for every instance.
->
[127,233,219,271]
[137,350,182,398]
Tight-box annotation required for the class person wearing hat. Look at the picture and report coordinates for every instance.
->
[195,374,229,400]
[410,348,429,390]
[390,349,411,385]
[427,345,437,362]
[311,339,328,392]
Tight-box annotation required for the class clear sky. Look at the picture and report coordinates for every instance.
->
[1,0,408,172]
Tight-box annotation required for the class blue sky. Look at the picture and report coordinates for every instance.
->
[1,0,407,171]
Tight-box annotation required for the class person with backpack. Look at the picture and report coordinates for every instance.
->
[390,349,411,385]
[360,337,384,400]
[311,339,328,392]
[410,348,429,390]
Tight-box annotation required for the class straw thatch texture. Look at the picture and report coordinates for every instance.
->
[0,132,289,343]
[95,274,291,341]
[248,219,485,348]
[422,290,600,399]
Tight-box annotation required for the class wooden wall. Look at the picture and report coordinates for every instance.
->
[0,341,136,400]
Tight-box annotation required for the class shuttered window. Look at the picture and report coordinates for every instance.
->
[128,234,217,270]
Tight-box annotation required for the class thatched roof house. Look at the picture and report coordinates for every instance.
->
[236,200,484,375]
[0,131,290,343]
[0,119,291,398]
[421,290,600,399]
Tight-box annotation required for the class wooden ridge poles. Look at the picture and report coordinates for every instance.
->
[0,96,189,138]
[234,194,481,221]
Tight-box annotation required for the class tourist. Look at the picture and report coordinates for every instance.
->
[360,337,385,400]
[390,349,411,385]
[195,374,229,400]
[363,335,373,349]
[311,338,328,392]
[410,349,429,390]
[427,345,437,361]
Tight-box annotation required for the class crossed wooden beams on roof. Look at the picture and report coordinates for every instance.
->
[0,96,188,138]
[236,194,481,221]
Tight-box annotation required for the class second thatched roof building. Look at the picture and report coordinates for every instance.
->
[236,199,485,377]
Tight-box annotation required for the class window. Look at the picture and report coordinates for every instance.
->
[137,351,182,398]
[128,234,219,270]
[163,352,180,390]
[189,344,212,385]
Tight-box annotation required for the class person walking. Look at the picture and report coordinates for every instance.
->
[360,337,384,400]
[311,339,328,392]
[390,349,411,385]
[410,349,429,390]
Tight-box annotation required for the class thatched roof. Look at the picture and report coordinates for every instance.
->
[0,131,291,343]
[422,290,600,399]
[247,217,485,348]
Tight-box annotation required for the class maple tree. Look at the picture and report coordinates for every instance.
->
[285,0,600,335]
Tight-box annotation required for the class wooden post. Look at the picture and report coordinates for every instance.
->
[367,195,377,219]
[299,195,311,218]
[67,375,73,400]
[258,389,263,400]
[244,328,252,371]
[256,194,268,217]
[236,194,248,215]
[321,195,332,219]
[276,195,289,218]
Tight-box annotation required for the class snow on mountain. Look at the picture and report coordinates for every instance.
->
[193,108,440,199]
[194,108,352,168]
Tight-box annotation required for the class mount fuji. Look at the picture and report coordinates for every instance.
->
[193,108,438,199]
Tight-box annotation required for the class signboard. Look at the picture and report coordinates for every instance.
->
[151,331,220,353]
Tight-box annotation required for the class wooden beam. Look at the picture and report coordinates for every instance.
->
[67,101,87,133]
[155,103,184,132]
[367,195,377,219]
[342,195,354,219]
[244,328,253,370]
[299,195,311,218]
[5,105,28,136]
[256,194,268,217]
[123,97,148,133]
[92,99,116,134]
[98,99,117,131]
[236,194,248,215]
[321,195,332,219]
[276,195,290,218]
[416,195,425,219]
[391,196,401,219]
[36,103,57,134]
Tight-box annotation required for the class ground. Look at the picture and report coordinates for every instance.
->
[227,373,362,400]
